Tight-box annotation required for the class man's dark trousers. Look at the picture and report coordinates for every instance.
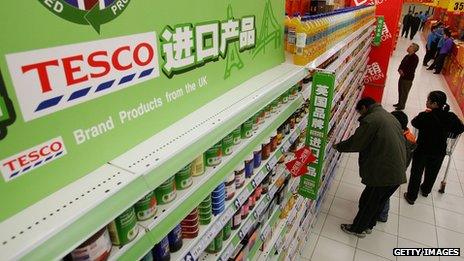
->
[350,185,399,233]
[423,46,437,66]
[397,78,413,109]
[429,53,447,73]
[407,152,445,201]
[402,25,410,38]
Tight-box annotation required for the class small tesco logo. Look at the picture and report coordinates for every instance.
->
[5,32,160,122]
[0,137,67,182]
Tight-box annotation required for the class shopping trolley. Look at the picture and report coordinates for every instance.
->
[439,132,461,193]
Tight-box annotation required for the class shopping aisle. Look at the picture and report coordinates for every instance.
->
[301,33,464,261]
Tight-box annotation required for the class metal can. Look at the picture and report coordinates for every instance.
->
[262,137,271,160]
[205,142,222,167]
[206,230,223,254]
[108,207,139,246]
[155,177,176,205]
[241,118,253,139]
[71,228,112,261]
[222,133,234,156]
[232,209,242,230]
[244,154,254,179]
[191,154,205,177]
[270,131,278,152]
[223,219,232,240]
[168,224,183,253]
[134,191,157,221]
[253,145,262,169]
[199,195,212,225]
[232,127,241,145]
[175,164,193,190]
[152,236,170,261]
[241,199,250,219]
[181,208,199,239]
[234,164,245,189]
[225,174,236,201]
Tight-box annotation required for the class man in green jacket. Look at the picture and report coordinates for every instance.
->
[333,97,407,237]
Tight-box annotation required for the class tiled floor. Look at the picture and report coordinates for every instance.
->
[301,33,464,260]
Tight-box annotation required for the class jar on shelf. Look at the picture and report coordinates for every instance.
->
[222,133,234,156]
[191,154,205,177]
[175,164,193,190]
[205,142,222,167]
[244,154,254,178]
[155,176,177,205]
[108,207,139,246]
[134,191,157,221]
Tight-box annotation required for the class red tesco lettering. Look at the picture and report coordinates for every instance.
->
[21,42,155,93]
[2,142,63,172]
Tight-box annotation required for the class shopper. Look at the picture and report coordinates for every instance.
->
[428,29,453,74]
[423,25,440,66]
[409,13,421,40]
[404,91,464,205]
[378,111,416,222]
[420,11,429,31]
[401,11,413,38]
[394,43,419,110]
[333,98,407,237]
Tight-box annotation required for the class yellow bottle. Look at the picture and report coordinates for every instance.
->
[294,17,311,65]
[284,15,291,52]
[287,15,301,54]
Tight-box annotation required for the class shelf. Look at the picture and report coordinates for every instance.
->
[112,96,305,261]
[305,19,375,70]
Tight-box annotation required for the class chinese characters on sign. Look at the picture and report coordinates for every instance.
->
[161,17,256,77]
[373,16,385,46]
[299,72,335,199]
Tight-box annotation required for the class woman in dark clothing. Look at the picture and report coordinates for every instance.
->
[404,91,464,204]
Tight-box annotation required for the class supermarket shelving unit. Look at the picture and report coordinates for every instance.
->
[0,16,375,261]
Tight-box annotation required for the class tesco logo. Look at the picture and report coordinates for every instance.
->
[0,137,67,182]
[5,32,160,122]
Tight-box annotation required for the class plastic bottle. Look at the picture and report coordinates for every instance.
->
[284,15,291,51]
[287,14,300,54]
[294,16,311,65]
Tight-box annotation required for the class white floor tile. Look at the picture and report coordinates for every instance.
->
[397,238,439,261]
[453,158,464,171]
[311,236,355,261]
[301,232,319,260]
[389,196,400,215]
[436,227,464,258]
[329,197,358,221]
[399,201,435,225]
[312,212,328,235]
[433,181,463,197]
[357,230,397,260]
[327,179,340,196]
[433,192,464,215]
[354,249,390,261]
[341,169,363,187]
[439,257,464,261]
[335,182,364,203]
[321,194,334,214]
[398,216,438,247]
[435,208,464,234]
[321,214,358,247]
[374,213,399,236]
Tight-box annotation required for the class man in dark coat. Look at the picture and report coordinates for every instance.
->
[334,98,407,238]
[409,13,421,40]
[401,11,413,38]
[395,43,419,110]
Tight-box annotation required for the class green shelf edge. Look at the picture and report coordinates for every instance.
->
[118,97,304,260]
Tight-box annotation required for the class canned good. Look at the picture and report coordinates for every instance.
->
[249,194,256,210]
[234,164,245,189]
[244,154,254,178]
[241,200,250,219]
[262,175,270,194]
[264,105,272,118]
[255,112,263,127]
[225,174,235,201]
[205,142,222,167]
[270,100,278,113]
[232,209,242,230]
[252,114,259,131]
[152,236,170,261]
[232,127,241,145]
[223,219,232,240]
[262,137,271,160]
[71,228,112,261]
[276,127,284,145]
[255,184,263,200]
[241,118,253,139]
[191,154,205,177]
[134,191,157,221]
[168,224,183,252]
[155,177,176,205]
[175,164,193,190]
[289,116,296,130]
[222,133,234,156]
[181,209,199,239]
[270,131,278,152]
[282,90,290,104]
[253,145,262,169]
[206,230,223,254]
[108,207,139,246]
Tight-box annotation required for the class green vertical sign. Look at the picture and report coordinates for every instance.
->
[373,16,384,46]
[298,71,335,199]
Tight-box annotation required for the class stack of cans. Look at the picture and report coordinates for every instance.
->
[212,183,226,216]
[199,196,212,225]
[181,208,199,239]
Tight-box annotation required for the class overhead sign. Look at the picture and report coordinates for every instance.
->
[0,0,284,222]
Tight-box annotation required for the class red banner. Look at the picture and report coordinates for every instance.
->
[351,0,403,102]
[285,146,316,177]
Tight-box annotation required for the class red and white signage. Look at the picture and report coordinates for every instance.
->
[1,137,67,182]
[6,32,160,121]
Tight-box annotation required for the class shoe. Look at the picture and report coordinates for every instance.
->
[420,186,428,197]
[427,67,434,70]
[433,71,440,74]
[393,103,399,107]
[340,224,366,238]
[395,107,405,111]
[403,192,415,205]
[377,216,388,223]
[364,228,373,234]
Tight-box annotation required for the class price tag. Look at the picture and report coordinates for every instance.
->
[268,185,278,199]
[220,244,235,261]
[260,225,271,241]
[241,218,254,236]
[256,199,267,218]
[188,242,204,261]
[266,156,278,171]
[234,188,251,209]
[290,132,299,144]
[275,234,285,253]
[287,209,297,225]
[221,207,235,225]
[254,170,266,186]
[282,141,291,152]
